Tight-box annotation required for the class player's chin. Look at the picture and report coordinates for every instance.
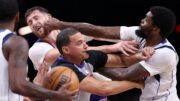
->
[83,52,89,59]
[39,32,49,38]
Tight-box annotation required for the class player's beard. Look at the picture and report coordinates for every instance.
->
[135,27,148,39]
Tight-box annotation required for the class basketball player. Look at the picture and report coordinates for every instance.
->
[53,28,154,101]
[0,0,77,100]
[42,6,179,101]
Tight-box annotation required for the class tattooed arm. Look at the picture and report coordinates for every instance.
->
[3,35,76,101]
[44,17,121,39]
[99,63,150,82]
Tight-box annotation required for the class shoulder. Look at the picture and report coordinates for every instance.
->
[120,26,140,40]
[29,42,54,60]
[30,42,53,51]
[154,46,177,63]
[4,35,28,51]
[141,46,177,72]
[52,62,86,82]
[86,50,108,68]
[3,35,29,60]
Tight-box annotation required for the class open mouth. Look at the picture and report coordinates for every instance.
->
[35,26,42,33]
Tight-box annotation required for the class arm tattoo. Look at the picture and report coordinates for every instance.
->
[99,63,150,82]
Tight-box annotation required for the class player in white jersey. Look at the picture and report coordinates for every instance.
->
[0,0,77,101]
[117,26,179,101]
[42,6,179,101]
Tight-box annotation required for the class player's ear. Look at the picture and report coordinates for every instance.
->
[62,46,69,54]
[153,26,160,33]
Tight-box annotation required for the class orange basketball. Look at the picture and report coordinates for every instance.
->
[42,66,79,91]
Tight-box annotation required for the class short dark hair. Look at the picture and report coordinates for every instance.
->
[56,28,79,54]
[0,0,18,23]
[150,6,176,38]
[25,6,49,20]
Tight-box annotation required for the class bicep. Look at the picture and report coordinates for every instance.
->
[5,36,29,85]
[103,27,120,39]
[123,63,150,81]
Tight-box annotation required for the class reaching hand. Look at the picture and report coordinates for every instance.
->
[33,61,49,86]
[136,47,155,60]
[44,17,63,34]
[110,40,138,55]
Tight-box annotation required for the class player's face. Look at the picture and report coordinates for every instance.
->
[26,10,50,38]
[137,11,155,38]
[67,32,89,61]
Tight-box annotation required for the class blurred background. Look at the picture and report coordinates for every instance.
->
[17,0,180,100]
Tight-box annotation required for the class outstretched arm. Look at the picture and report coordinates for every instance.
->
[88,40,138,55]
[3,35,76,101]
[104,47,154,67]
[44,17,121,39]
[99,63,150,82]
[80,76,143,96]
[99,47,153,81]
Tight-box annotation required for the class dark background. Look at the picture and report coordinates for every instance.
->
[17,0,180,100]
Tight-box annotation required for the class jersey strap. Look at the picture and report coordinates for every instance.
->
[155,45,175,52]
[2,33,14,45]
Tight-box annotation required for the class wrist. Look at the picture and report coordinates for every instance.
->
[135,52,143,61]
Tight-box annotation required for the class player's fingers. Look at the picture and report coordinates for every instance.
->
[124,45,138,54]
[121,48,129,56]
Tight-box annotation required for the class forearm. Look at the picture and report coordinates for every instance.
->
[80,76,138,96]
[88,45,113,53]
[13,80,56,100]
[99,63,149,82]
[105,53,141,68]
[98,67,128,81]
[61,21,120,39]
[103,80,140,95]
[120,53,142,67]
[10,69,56,100]
[84,80,139,96]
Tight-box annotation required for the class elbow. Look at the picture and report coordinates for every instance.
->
[10,80,27,95]
[10,83,21,94]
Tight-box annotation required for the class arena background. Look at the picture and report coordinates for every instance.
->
[17,0,180,100]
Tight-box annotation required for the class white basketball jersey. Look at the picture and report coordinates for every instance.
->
[0,29,23,101]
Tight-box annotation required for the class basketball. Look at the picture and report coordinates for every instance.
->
[42,66,79,91]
